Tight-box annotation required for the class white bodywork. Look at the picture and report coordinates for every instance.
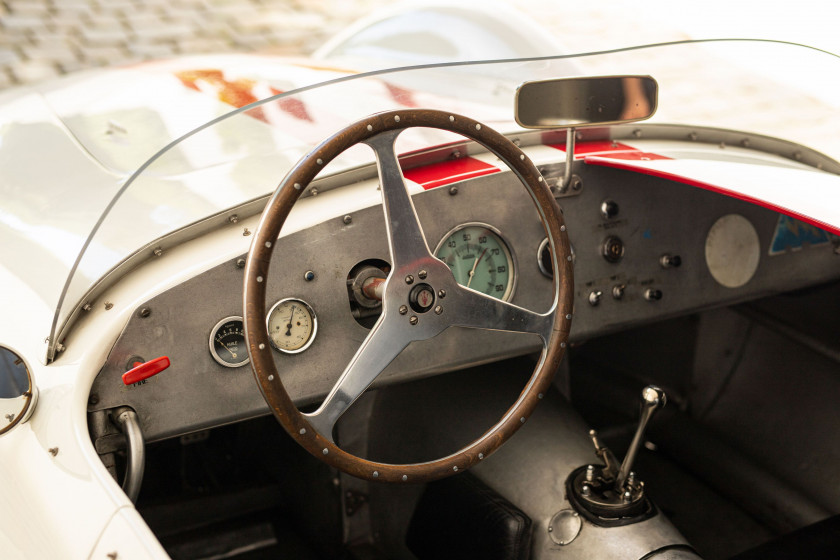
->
[2,29,840,559]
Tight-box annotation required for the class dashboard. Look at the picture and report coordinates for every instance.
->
[88,151,840,443]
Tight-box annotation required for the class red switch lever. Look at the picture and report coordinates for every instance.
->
[122,356,170,385]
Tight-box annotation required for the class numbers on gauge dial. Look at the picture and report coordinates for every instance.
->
[267,298,318,354]
[209,317,250,368]
[434,223,516,301]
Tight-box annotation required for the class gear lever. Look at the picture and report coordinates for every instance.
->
[614,385,666,493]
[567,385,667,521]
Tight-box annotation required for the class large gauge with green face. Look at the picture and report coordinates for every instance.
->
[434,223,516,301]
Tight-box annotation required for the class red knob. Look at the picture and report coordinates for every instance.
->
[122,356,170,385]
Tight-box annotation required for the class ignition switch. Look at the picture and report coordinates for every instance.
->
[601,236,625,263]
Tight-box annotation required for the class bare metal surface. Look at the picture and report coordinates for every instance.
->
[472,392,693,559]
[89,137,840,443]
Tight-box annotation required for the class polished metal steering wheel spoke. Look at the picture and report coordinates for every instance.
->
[365,131,434,270]
[448,283,555,345]
[304,313,411,442]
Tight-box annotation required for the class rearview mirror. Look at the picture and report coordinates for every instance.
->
[0,345,37,436]
[515,76,658,128]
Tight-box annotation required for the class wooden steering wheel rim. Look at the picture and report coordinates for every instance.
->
[244,109,574,483]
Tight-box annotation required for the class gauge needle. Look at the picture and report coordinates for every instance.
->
[219,341,237,359]
[467,248,487,288]
[285,306,296,337]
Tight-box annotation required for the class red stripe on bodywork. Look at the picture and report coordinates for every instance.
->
[586,156,840,237]
[547,140,669,160]
[402,157,500,190]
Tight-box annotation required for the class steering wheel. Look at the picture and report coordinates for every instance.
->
[244,109,573,483]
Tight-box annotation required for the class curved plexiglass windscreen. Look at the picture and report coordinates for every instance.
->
[39,39,840,358]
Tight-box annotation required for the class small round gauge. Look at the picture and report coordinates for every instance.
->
[434,223,516,301]
[267,298,318,354]
[209,316,250,368]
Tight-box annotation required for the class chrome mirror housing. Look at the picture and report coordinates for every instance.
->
[515,75,658,128]
[0,346,38,436]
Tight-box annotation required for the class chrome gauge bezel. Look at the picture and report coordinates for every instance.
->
[209,316,250,368]
[433,222,517,302]
[537,237,576,278]
[266,298,318,354]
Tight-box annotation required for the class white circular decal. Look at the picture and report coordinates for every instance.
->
[705,214,760,288]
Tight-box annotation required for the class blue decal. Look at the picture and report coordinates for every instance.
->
[769,215,830,255]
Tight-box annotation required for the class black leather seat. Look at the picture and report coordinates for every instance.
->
[406,473,532,560]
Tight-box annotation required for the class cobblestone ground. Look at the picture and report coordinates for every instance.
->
[0,0,689,90]
[0,0,392,89]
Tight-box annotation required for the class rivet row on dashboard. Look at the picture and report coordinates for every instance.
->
[449,116,455,122]
[561,225,566,232]
[479,453,484,460]
[256,276,263,283]
[267,375,274,381]
[520,154,525,160]
[402,475,408,481]
[449,186,458,195]
[367,124,373,132]
[538,176,543,182]
[258,344,265,350]
[299,428,306,435]
[343,215,352,225]
[236,258,245,268]
[566,314,572,320]
[394,115,401,123]
[453,466,459,472]
[265,241,272,248]
[316,158,323,165]
[538,393,544,399]
[304,271,315,281]
[373,471,379,478]
[475,124,481,130]
[294,183,302,190]
[322,448,329,455]
[561,342,567,348]
[520,417,526,423]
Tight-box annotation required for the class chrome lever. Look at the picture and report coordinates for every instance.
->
[614,385,666,493]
